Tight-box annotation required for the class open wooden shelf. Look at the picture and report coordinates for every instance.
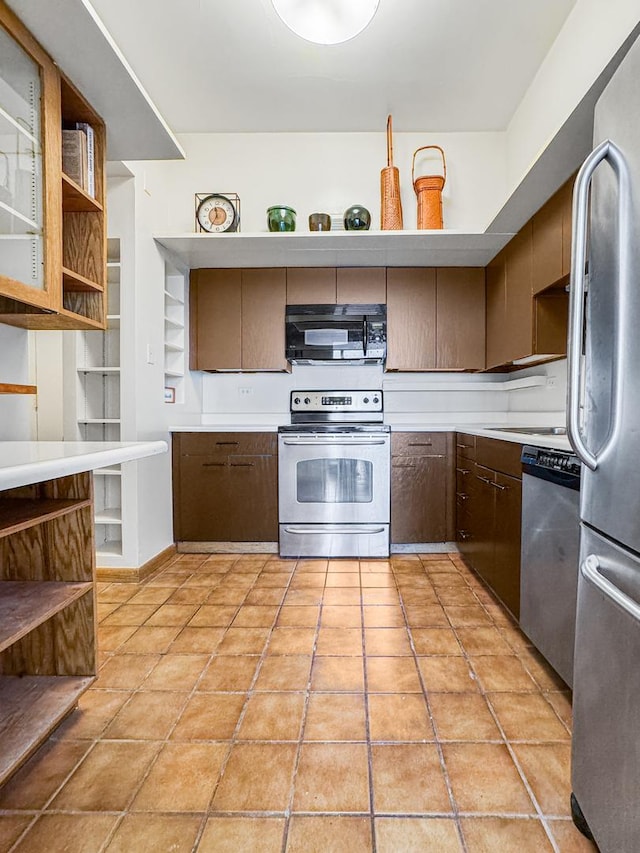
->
[0,676,94,786]
[0,581,92,653]
[62,266,104,293]
[0,383,37,395]
[0,497,92,539]
[61,173,103,213]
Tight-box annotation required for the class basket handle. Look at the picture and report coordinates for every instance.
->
[412,145,446,187]
[386,114,393,167]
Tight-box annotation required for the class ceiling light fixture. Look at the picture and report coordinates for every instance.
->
[271,0,380,45]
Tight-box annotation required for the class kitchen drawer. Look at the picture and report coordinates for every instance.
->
[476,436,522,479]
[456,433,477,462]
[392,432,448,457]
[174,432,277,457]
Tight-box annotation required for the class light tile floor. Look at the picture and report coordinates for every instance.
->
[0,553,600,852]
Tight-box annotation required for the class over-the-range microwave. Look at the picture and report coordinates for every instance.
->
[285,304,387,366]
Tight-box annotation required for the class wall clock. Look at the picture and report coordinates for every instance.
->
[195,193,240,233]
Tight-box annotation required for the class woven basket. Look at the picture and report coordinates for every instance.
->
[380,115,403,230]
[412,145,446,229]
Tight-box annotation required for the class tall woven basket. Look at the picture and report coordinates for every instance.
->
[380,115,403,230]
[412,145,446,229]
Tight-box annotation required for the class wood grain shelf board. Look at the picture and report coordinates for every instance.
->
[62,266,104,293]
[0,581,93,653]
[0,498,91,539]
[0,383,37,395]
[55,309,106,331]
[61,173,104,213]
[0,675,94,785]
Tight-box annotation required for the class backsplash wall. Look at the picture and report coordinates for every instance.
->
[198,360,567,427]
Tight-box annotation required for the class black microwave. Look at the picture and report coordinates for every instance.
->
[285,304,387,365]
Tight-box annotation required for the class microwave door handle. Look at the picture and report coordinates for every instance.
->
[363,317,368,357]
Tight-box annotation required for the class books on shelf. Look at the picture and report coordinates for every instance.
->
[61,122,95,198]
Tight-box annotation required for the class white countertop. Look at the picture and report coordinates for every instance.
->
[0,441,168,491]
[169,424,572,452]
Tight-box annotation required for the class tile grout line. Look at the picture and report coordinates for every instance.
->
[93,553,255,852]
[280,559,327,853]
[360,561,378,853]
[96,553,247,852]
[192,554,313,848]
[397,554,469,853]
[442,559,562,853]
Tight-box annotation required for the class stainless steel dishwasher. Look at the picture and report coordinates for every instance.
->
[519,445,581,687]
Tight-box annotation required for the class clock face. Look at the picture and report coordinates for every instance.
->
[196,194,237,233]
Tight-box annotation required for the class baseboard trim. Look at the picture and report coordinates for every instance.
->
[177,542,279,554]
[96,544,177,583]
[391,542,460,554]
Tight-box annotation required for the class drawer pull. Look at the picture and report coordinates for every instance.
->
[230,462,255,468]
[216,441,239,446]
[408,441,433,447]
[457,493,469,501]
[457,443,473,449]
[202,462,226,468]
[489,481,507,490]
[477,475,492,485]
[457,530,471,541]
[456,467,470,475]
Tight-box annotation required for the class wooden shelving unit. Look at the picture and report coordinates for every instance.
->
[0,471,97,785]
[0,3,108,331]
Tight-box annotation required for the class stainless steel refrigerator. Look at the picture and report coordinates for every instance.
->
[567,29,640,852]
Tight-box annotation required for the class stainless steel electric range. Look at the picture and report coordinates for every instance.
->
[278,390,390,558]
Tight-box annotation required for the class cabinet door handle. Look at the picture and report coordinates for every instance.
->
[408,441,433,447]
[457,443,472,449]
[456,467,470,475]
[489,481,507,490]
[230,462,255,468]
[202,462,226,468]
[216,441,239,446]
[476,475,492,485]
[457,493,469,501]
[457,530,471,541]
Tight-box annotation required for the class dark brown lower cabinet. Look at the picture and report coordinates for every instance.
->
[391,433,454,543]
[456,435,522,619]
[172,433,278,542]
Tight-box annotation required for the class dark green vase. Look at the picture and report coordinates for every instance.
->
[344,205,371,230]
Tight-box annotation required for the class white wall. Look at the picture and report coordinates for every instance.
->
[198,361,567,429]
[142,130,507,234]
[0,325,33,439]
[504,0,640,196]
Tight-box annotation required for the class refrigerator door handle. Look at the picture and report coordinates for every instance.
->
[582,554,640,622]
[568,139,627,471]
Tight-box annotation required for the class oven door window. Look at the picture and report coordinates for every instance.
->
[296,458,373,503]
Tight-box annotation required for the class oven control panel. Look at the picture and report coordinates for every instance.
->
[290,390,382,413]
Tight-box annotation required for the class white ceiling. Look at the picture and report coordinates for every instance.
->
[88,0,577,134]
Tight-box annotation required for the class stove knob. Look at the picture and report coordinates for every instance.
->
[373,396,380,404]
[293,396,300,405]
[363,397,369,404]
[304,397,311,405]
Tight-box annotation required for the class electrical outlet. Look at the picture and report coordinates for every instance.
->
[546,375,557,388]
[238,387,253,396]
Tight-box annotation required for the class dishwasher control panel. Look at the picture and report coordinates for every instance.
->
[521,445,581,477]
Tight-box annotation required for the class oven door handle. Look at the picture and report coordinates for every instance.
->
[281,438,388,446]
[283,526,386,535]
